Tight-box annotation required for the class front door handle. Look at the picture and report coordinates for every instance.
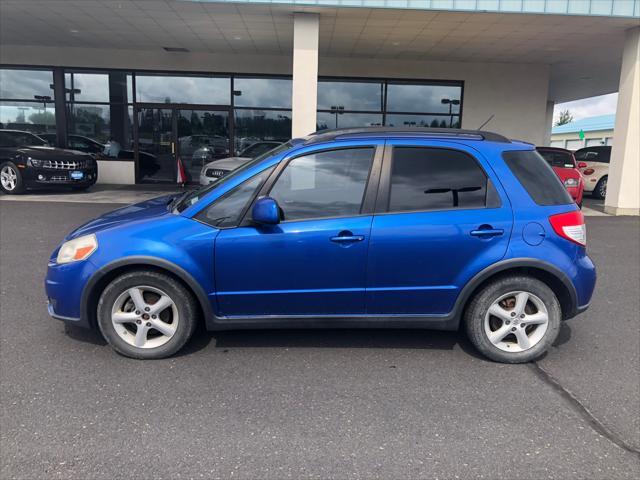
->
[470,226,504,238]
[330,230,365,243]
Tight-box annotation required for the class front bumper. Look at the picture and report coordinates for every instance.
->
[45,258,97,328]
[25,166,98,186]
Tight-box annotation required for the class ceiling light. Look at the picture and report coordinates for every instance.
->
[163,47,190,52]
[233,36,243,40]
[69,29,79,34]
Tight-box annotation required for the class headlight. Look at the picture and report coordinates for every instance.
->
[56,234,98,264]
[564,178,579,187]
[27,157,43,167]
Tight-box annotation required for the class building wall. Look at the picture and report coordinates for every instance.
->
[1,45,551,145]
[550,129,614,149]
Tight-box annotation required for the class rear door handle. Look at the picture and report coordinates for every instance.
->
[470,227,504,238]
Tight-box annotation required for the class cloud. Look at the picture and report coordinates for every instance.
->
[554,93,618,123]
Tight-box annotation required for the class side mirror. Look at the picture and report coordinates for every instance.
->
[252,197,280,225]
[577,162,587,169]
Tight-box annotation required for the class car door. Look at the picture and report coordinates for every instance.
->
[366,141,513,315]
[214,143,383,317]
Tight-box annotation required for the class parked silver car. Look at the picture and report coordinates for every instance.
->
[199,141,284,185]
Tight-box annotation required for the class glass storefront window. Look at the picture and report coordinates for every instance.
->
[317,80,383,111]
[135,75,230,105]
[68,104,111,143]
[385,114,460,129]
[234,78,292,109]
[0,101,56,133]
[316,111,383,131]
[234,109,292,151]
[65,73,110,102]
[386,83,462,114]
[0,69,54,100]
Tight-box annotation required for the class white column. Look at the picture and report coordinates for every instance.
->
[605,27,640,216]
[291,13,319,138]
[543,100,555,146]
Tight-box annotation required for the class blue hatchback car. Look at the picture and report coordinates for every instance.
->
[45,128,596,362]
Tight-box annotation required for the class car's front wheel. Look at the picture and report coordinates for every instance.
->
[464,275,561,363]
[0,162,25,194]
[97,270,198,359]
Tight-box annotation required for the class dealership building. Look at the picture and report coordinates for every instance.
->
[0,0,638,214]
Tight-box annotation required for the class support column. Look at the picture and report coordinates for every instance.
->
[291,13,319,138]
[605,27,640,216]
[543,100,554,146]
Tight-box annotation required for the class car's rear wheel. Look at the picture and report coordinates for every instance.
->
[97,270,198,359]
[464,275,561,363]
[594,176,607,200]
[0,162,25,194]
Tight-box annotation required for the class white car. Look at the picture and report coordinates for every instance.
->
[574,146,610,199]
[199,141,284,185]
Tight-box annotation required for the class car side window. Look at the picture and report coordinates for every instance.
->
[268,147,375,222]
[388,147,489,212]
[195,167,273,228]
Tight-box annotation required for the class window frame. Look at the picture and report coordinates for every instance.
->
[239,143,384,226]
[375,144,500,215]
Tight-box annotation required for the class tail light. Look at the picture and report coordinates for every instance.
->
[582,168,595,175]
[549,211,586,246]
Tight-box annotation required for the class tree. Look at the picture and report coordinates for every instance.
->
[555,110,573,126]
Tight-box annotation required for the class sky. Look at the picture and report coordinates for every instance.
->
[553,92,618,124]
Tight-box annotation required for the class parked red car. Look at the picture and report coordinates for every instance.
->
[536,147,584,207]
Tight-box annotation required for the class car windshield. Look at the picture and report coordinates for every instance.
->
[239,142,281,158]
[173,141,293,213]
[0,131,48,147]
[537,150,576,168]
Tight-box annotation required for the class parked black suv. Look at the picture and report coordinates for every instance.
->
[0,130,97,194]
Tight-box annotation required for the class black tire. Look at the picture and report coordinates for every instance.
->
[593,176,607,200]
[97,270,198,359]
[0,161,25,194]
[464,275,561,363]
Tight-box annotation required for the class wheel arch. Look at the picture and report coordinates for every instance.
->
[81,256,214,330]
[453,258,578,327]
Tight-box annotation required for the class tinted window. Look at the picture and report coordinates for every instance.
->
[135,75,230,104]
[317,81,383,111]
[196,167,273,228]
[240,142,281,158]
[0,131,47,147]
[386,84,461,114]
[269,148,374,221]
[537,150,576,168]
[234,78,291,108]
[503,150,573,206]
[575,147,611,163]
[389,148,488,212]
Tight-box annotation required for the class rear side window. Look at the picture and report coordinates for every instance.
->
[575,148,611,163]
[503,150,573,206]
[537,150,576,168]
[388,147,493,212]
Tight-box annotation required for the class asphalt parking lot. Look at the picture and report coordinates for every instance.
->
[1,199,638,479]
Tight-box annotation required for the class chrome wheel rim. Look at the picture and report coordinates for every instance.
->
[1,166,18,191]
[484,291,549,353]
[111,286,179,349]
[598,178,607,197]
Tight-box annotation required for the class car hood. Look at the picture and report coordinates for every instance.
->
[203,156,250,170]
[17,146,88,159]
[66,194,179,240]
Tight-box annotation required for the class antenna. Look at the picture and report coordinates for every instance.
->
[478,114,494,130]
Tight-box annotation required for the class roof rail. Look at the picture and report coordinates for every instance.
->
[305,127,511,144]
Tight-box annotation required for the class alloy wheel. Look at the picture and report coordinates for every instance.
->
[111,285,179,349]
[0,166,18,191]
[483,291,549,352]
[598,178,607,198]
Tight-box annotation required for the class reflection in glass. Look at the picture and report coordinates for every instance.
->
[68,104,110,143]
[269,148,374,221]
[137,108,175,182]
[0,69,54,100]
[178,109,230,181]
[234,78,292,108]
[389,147,486,212]
[386,84,462,114]
[316,111,383,130]
[317,81,383,111]
[234,109,291,152]
[0,101,56,133]
[135,75,230,104]
[65,73,109,102]
[385,114,460,128]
